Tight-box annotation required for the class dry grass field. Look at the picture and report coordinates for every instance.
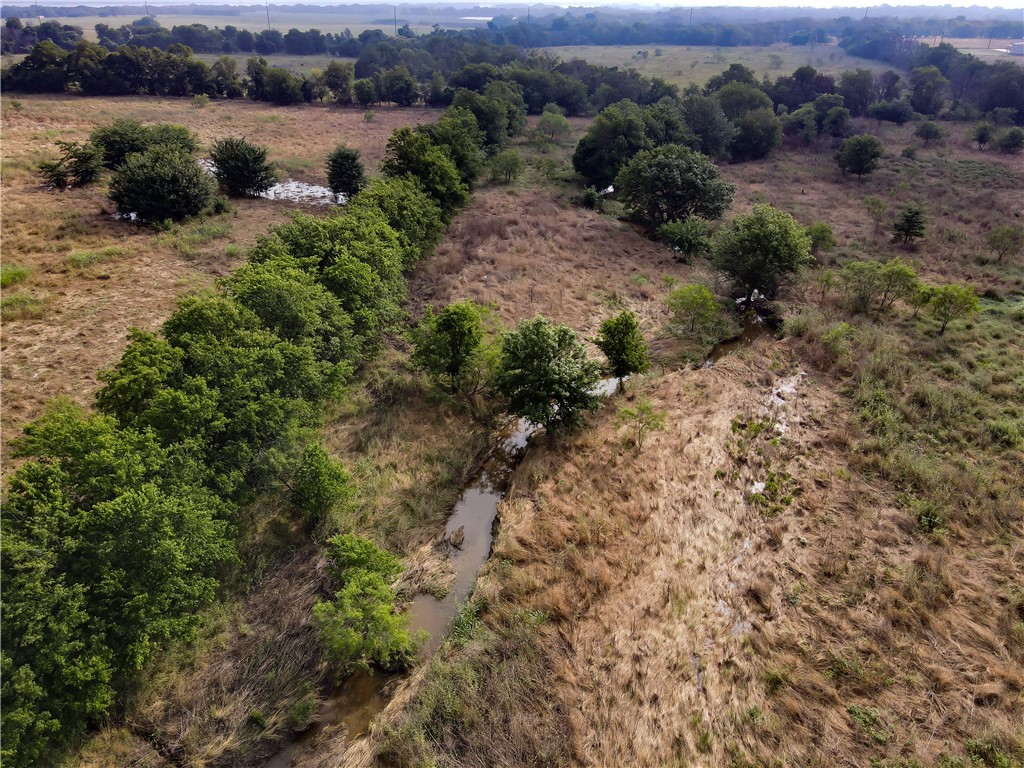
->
[542,43,896,90]
[0,95,438,465]
[353,122,1023,767]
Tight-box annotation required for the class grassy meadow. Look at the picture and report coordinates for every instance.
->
[541,43,896,89]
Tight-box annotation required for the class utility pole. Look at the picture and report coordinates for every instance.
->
[689,7,693,25]
[394,5,398,36]
[144,0,151,18]
[527,5,530,26]
[265,0,271,32]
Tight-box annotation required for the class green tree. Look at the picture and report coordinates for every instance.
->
[667,283,721,334]
[495,316,601,434]
[322,60,354,103]
[909,65,948,116]
[616,398,667,451]
[892,203,926,246]
[595,310,649,384]
[490,149,524,183]
[987,225,1024,264]
[712,204,813,302]
[835,134,884,178]
[913,121,944,145]
[837,68,875,116]
[380,65,418,107]
[572,100,652,187]
[313,535,414,675]
[972,121,994,149]
[353,78,377,107]
[381,127,468,219]
[108,145,214,223]
[715,81,772,121]
[658,217,711,259]
[535,110,572,145]
[288,442,353,526]
[209,137,277,197]
[262,66,303,105]
[326,144,366,197]
[864,196,886,234]
[729,108,781,161]
[930,284,979,335]
[90,118,151,168]
[410,300,498,397]
[416,107,486,188]
[680,93,737,159]
[616,144,734,229]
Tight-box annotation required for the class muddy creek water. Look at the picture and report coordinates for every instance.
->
[263,365,742,764]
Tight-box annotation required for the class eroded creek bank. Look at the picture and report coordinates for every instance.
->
[264,331,769,767]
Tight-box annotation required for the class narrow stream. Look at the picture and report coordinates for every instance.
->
[262,341,757,765]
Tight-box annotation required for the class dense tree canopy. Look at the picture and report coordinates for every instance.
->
[712,204,813,301]
[616,144,734,228]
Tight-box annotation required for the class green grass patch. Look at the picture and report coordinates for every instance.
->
[1,291,46,319]
[62,246,126,269]
[1,263,30,287]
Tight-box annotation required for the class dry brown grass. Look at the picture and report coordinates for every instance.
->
[364,350,1021,767]
[0,94,438,466]
[409,184,710,347]
[719,118,1024,295]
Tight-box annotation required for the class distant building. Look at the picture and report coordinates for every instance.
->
[1010,41,1024,56]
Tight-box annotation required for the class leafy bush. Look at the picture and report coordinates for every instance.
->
[667,283,722,334]
[995,126,1024,154]
[381,127,468,220]
[807,222,836,254]
[325,144,366,197]
[489,149,524,183]
[108,145,214,224]
[987,225,1023,264]
[712,204,813,301]
[37,140,103,188]
[209,137,277,197]
[616,398,667,450]
[90,119,198,169]
[930,284,979,335]
[347,176,444,266]
[658,217,711,259]
[289,442,353,525]
[913,121,944,144]
[313,534,414,675]
[867,99,915,124]
[581,186,600,210]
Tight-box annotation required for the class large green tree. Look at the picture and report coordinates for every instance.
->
[495,316,602,434]
[595,310,649,383]
[410,300,498,397]
[712,204,813,302]
[615,144,734,228]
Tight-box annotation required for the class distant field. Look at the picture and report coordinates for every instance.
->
[192,52,350,75]
[941,37,1024,64]
[39,11,477,40]
[540,43,898,89]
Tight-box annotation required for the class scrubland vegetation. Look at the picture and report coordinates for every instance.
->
[2,6,1023,768]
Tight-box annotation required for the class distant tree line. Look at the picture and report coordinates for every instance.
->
[1,35,677,114]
